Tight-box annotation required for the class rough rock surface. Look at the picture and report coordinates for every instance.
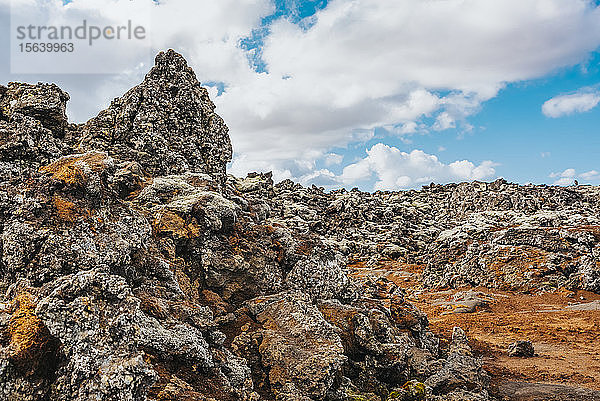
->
[2,50,596,400]
[0,51,493,401]
[77,49,232,186]
[506,341,535,358]
[0,82,69,137]
[252,177,600,294]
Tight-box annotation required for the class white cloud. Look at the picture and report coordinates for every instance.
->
[542,89,600,117]
[553,177,575,186]
[433,112,456,131]
[397,122,419,135]
[2,0,600,189]
[1,0,273,119]
[324,153,344,167]
[579,170,600,180]
[217,0,600,182]
[550,168,600,185]
[217,0,600,181]
[550,168,576,179]
[340,143,497,191]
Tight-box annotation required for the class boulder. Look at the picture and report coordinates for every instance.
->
[79,50,232,186]
[507,341,535,358]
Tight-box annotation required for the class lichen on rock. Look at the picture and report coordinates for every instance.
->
[77,50,232,186]
[3,50,573,401]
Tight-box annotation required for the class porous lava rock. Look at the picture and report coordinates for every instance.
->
[78,49,232,186]
[0,50,507,401]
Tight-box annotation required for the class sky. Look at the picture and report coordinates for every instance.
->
[1,0,599,191]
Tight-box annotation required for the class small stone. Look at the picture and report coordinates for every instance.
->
[507,341,535,357]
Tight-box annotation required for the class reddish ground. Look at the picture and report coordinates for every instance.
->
[349,261,600,392]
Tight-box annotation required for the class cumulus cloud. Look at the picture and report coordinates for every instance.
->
[324,153,344,167]
[0,0,273,120]
[542,88,600,118]
[1,0,600,188]
[579,170,600,180]
[550,168,600,185]
[223,0,600,179]
[340,143,497,191]
[220,0,600,184]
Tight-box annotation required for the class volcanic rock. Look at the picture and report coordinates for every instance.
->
[78,50,232,186]
[507,341,535,358]
[6,49,599,401]
[0,82,69,137]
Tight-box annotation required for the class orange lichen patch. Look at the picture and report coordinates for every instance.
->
[318,302,360,353]
[347,260,366,270]
[39,152,107,185]
[485,246,550,285]
[318,303,358,331]
[227,223,283,260]
[154,211,186,237]
[173,265,200,302]
[295,238,317,256]
[153,210,203,240]
[52,195,91,222]
[199,290,230,316]
[7,293,58,375]
[390,301,422,331]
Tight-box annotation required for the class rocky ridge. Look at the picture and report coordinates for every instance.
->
[252,176,600,294]
[0,50,597,401]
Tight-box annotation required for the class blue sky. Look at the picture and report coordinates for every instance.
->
[347,55,600,187]
[2,0,600,190]
[237,0,600,188]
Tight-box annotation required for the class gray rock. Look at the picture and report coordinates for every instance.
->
[0,114,68,181]
[286,252,359,302]
[507,341,535,358]
[35,270,157,401]
[78,49,232,186]
[0,82,69,136]
[425,327,489,395]
[250,292,346,400]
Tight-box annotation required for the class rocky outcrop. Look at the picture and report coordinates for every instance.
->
[255,177,600,294]
[5,49,600,401]
[0,82,69,137]
[0,51,495,401]
[78,49,232,186]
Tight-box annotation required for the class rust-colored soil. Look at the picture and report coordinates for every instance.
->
[350,261,600,392]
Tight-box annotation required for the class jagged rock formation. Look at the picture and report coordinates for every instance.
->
[0,82,69,137]
[250,177,600,294]
[0,83,70,183]
[1,50,596,401]
[0,51,491,401]
[78,50,232,186]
